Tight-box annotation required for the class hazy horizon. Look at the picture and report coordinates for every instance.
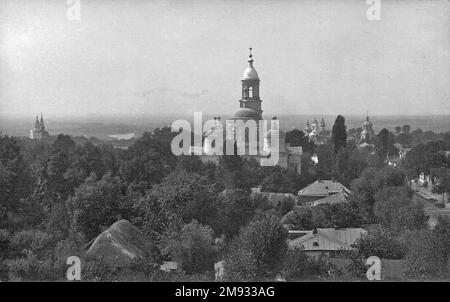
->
[1,0,449,118]
[1,113,449,139]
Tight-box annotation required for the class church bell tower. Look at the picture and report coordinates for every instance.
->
[239,47,262,118]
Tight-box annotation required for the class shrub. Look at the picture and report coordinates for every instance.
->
[223,240,258,281]
[163,220,216,275]
[224,213,288,280]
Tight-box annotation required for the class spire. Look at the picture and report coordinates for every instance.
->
[248,47,254,66]
[242,47,259,81]
[40,113,45,130]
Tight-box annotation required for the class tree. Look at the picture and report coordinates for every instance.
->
[376,128,393,159]
[315,143,336,179]
[396,133,413,146]
[281,206,313,229]
[395,126,402,135]
[283,248,337,280]
[67,173,126,239]
[431,216,450,271]
[213,189,255,239]
[331,115,347,153]
[224,214,288,280]
[163,220,216,275]
[371,166,406,189]
[175,155,206,175]
[260,167,295,193]
[432,174,450,204]
[374,186,427,233]
[52,134,76,154]
[67,142,109,185]
[403,218,450,279]
[285,129,315,154]
[335,146,368,187]
[400,140,448,178]
[283,248,310,280]
[217,155,257,191]
[0,136,34,229]
[132,171,218,241]
[223,239,258,281]
[354,228,406,259]
[119,128,178,191]
[351,166,406,211]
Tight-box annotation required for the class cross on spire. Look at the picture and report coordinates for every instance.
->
[248,46,254,65]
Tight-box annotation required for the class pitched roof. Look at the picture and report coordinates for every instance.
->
[298,180,350,197]
[309,191,349,206]
[288,228,367,251]
[86,219,156,267]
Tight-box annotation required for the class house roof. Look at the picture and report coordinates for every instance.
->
[309,191,349,206]
[86,219,156,268]
[298,180,350,197]
[288,228,367,251]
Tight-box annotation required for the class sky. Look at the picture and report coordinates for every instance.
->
[0,0,449,119]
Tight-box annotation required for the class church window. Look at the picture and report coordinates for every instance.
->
[249,86,253,98]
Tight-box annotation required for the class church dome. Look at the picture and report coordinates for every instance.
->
[242,48,259,81]
[234,108,260,120]
[242,66,259,80]
[363,114,372,127]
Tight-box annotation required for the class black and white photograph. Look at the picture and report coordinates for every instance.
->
[0,0,450,288]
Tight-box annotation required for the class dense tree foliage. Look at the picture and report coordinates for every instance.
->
[163,220,216,275]
[224,214,288,280]
[375,128,396,159]
[403,217,450,278]
[373,186,426,233]
[0,120,448,281]
[353,228,406,259]
[285,129,315,154]
[401,140,449,178]
[331,115,347,153]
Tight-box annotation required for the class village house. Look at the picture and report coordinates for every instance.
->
[287,228,367,259]
[297,180,350,204]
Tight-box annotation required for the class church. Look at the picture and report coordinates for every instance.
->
[358,113,375,149]
[29,113,49,139]
[304,117,329,145]
[199,49,303,174]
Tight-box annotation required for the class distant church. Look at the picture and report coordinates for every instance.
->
[199,49,303,174]
[359,113,375,143]
[29,113,49,139]
[304,117,328,145]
